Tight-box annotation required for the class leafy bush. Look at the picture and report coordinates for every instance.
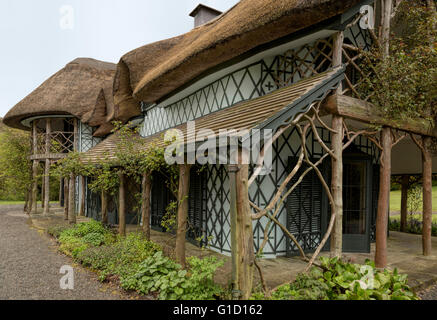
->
[60,220,110,238]
[57,220,113,258]
[76,232,161,281]
[121,252,224,300]
[47,224,70,238]
[389,217,437,237]
[252,257,417,300]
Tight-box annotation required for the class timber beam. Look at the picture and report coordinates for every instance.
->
[324,95,437,138]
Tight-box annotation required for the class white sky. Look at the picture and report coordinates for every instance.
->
[0,0,240,117]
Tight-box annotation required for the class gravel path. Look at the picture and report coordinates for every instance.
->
[0,205,123,300]
[418,284,437,300]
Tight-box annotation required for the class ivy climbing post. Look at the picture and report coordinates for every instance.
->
[101,190,108,224]
[43,118,51,214]
[68,172,76,224]
[141,172,152,239]
[422,136,432,256]
[118,170,126,236]
[79,175,86,216]
[234,147,254,300]
[375,127,392,268]
[175,164,191,269]
[330,31,344,258]
[64,176,69,220]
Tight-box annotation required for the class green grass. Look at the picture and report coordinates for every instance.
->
[0,200,58,206]
[0,200,25,205]
[390,214,437,223]
[390,186,437,212]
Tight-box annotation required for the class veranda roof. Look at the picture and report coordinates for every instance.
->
[82,67,344,164]
[112,0,365,129]
[3,58,116,136]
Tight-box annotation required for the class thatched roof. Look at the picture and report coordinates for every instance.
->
[113,0,365,126]
[3,58,116,136]
[83,67,341,164]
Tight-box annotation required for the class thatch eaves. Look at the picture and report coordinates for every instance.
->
[113,0,365,127]
[3,58,116,136]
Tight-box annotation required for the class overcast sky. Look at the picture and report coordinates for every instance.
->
[0,0,239,117]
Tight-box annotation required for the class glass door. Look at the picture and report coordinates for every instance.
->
[342,159,371,252]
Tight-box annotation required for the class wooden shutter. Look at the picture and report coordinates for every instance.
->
[85,177,102,221]
[187,168,206,246]
[286,156,324,256]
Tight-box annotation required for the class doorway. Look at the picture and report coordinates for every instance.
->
[342,155,372,253]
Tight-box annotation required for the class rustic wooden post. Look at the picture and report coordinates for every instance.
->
[330,31,344,257]
[79,176,86,217]
[101,190,108,224]
[64,177,69,220]
[235,147,254,299]
[31,120,39,214]
[375,127,392,268]
[381,0,393,57]
[228,163,240,299]
[422,136,432,256]
[43,118,51,214]
[400,175,409,232]
[141,173,152,239]
[68,172,76,224]
[118,171,126,236]
[41,169,45,209]
[175,164,191,269]
[32,161,39,214]
[59,178,64,207]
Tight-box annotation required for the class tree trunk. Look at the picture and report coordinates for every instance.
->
[400,175,409,232]
[141,173,152,240]
[101,190,108,225]
[118,172,126,236]
[64,177,69,220]
[175,164,191,269]
[32,160,39,214]
[24,186,32,215]
[330,115,344,257]
[43,118,51,214]
[43,159,50,214]
[79,176,86,217]
[59,178,63,207]
[68,173,76,224]
[41,168,45,209]
[381,0,393,57]
[422,136,432,256]
[375,127,392,268]
[228,163,240,299]
[235,148,254,300]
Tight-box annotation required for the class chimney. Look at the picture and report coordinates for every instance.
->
[189,4,222,28]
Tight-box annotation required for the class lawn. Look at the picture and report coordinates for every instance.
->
[390,214,437,223]
[390,186,437,212]
[0,200,25,205]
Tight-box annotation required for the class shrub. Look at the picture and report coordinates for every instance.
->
[76,232,161,281]
[390,217,437,237]
[252,257,417,300]
[47,224,70,238]
[58,220,113,258]
[121,252,224,300]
